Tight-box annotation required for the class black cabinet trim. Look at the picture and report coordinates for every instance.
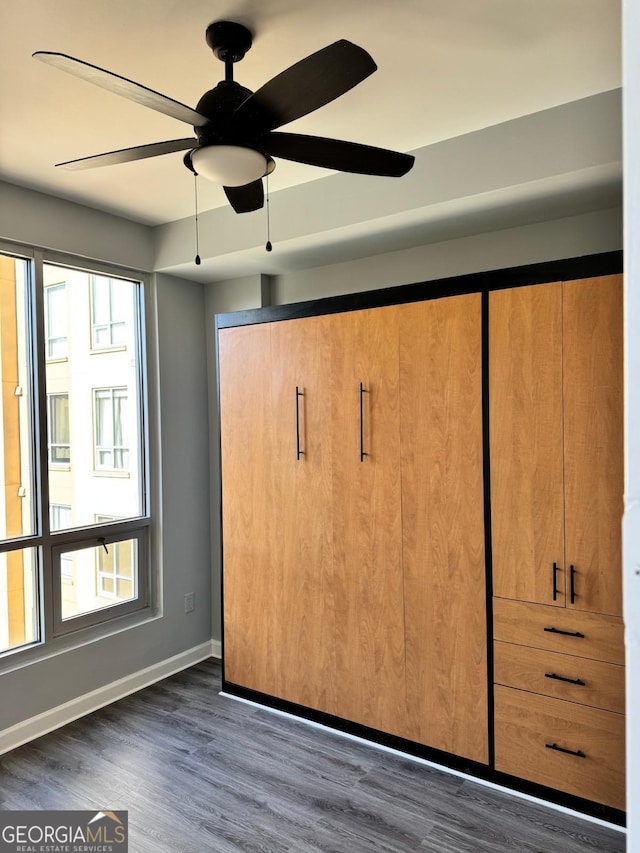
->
[215,250,622,328]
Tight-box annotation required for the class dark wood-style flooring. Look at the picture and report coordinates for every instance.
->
[0,659,626,852]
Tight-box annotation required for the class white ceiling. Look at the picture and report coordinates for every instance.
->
[0,0,621,228]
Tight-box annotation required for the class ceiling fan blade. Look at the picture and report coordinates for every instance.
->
[33,51,208,127]
[224,180,264,213]
[233,40,376,132]
[56,138,197,170]
[263,132,415,177]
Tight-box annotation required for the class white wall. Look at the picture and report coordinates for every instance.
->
[623,0,640,848]
[0,181,154,273]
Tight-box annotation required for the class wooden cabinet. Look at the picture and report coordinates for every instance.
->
[329,307,407,734]
[219,297,487,754]
[218,261,623,816]
[219,323,276,696]
[490,283,565,606]
[490,275,623,615]
[269,316,337,713]
[489,274,624,811]
[399,294,488,763]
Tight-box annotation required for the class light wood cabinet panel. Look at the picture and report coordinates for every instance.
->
[495,685,625,810]
[399,294,488,763]
[219,324,277,694]
[494,641,624,713]
[490,283,565,607]
[563,275,623,617]
[268,316,336,713]
[493,598,625,664]
[329,307,407,735]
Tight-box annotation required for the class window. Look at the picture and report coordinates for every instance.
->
[50,504,72,532]
[0,248,150,658]
[47,394,70,465]
[44,282,68,359]
[90,275,129,349]
[94,388,128,470]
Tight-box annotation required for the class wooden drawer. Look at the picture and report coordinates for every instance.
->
[494,685,625,810]
[494,641,625,713]
[493,598,624,664]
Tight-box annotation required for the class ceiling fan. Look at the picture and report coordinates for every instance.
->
[33,21,415,214]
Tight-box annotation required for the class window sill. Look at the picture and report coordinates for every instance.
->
[93,469,130,479]
[90,345,127,355]
[45,357,69,364]
[0,604,160,676]
[49,464,71,472]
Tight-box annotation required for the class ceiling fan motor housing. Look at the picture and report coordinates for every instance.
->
[206,21,253,63]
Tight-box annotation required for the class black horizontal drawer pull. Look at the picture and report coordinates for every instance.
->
[544,627,585,638]
[545,742,586,759]
[544,672,586,686]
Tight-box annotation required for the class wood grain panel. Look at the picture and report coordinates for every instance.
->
[268,315,336,713]
[493,598,625,665]
[494,641,625,713]
[399,293,488,763]
[490,284,565,606]
[494,685,625,810]
[329,306,406,736]
[563,275,623,617]
[219,324,277,694]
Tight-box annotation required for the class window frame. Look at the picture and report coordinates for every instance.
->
[0,240,155,665]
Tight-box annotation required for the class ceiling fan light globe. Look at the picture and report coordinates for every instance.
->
[191,145,274,186]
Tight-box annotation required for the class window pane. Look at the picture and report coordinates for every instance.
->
[44,264,143,527]
[60,539,137,620]
[0,547,39,653]
[0,254,35,539]
[45,283,67,359]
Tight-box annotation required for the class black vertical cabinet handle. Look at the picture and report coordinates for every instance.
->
[570,564,576,604]
[295,386,305,460]
[552,561,561,601]
[359,382,368,462]
[545,742,586,759]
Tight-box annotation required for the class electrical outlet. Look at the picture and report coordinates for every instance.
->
[184,592,195,613]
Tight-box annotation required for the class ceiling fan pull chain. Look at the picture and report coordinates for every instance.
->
[265,173,273,253]
[194,173,201,265]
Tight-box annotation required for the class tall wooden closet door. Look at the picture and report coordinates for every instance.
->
[490,283,566,606]
[399,293,488,763]
[268,316,337,712]
[563,275,623,617]
[219,324,277,693]
[330,307,406,735]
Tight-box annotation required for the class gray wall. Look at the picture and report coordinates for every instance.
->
[0,190,211,730]
[206,204,623,639]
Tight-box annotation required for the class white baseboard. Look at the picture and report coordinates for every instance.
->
[0,641,217,756]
